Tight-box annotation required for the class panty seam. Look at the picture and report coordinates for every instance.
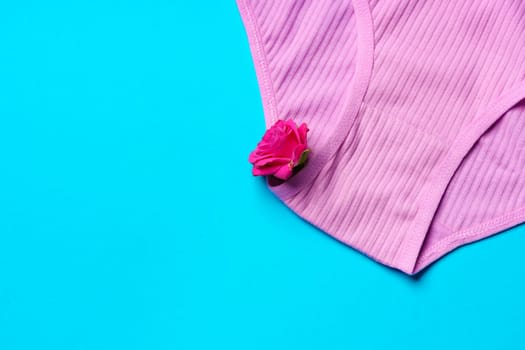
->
[417,206,525,270]
[236,0,279,127]
[395,80,525,274]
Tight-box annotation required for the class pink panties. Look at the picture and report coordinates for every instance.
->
[237,0,525,274]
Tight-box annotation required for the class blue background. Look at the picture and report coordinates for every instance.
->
[1,1,524,349]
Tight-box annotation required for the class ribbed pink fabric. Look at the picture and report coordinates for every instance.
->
[237,0,525,274]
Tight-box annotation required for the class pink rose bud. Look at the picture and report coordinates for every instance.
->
[248,119,310,181]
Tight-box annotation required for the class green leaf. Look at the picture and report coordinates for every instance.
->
[296,149,310,167]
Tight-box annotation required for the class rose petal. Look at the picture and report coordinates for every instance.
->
[273,131,297,158]
[253,156,290,167]
[273,164,294,180]
[252,161,287,176]
[252,166,276,176]
[248,150,258,163]
[249,119,310,179]
[287,120,303,144]
[297,123,309,144]
[291,143,308,164]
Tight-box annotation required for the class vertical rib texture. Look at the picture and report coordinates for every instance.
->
[246,0,359,157]
[238,0,525,274]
